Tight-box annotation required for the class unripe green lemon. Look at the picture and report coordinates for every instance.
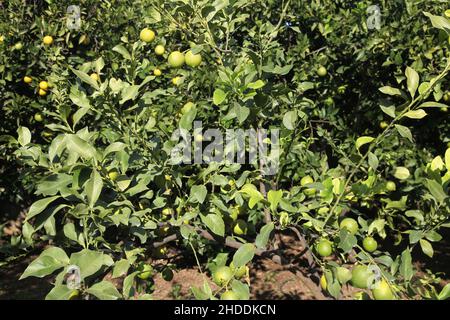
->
[317,66,327,77]
[316,239,332,257]
[155,44,165,55]
[339,218,359,235]
[362,236,378,252]
[140,28,155,42]
[168,51,185,68]
[137,263,153,280]
[320,274,327,290]
[230,261,248,279]
[371,279,394,300]
[34,113,43,122]
[213,266,233,286]
[351,265,372,289]
[185,50,202,67]
[386,181,396,191]
[379,121,388,129]
[221,290,240,300]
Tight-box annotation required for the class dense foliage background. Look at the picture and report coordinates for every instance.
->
[0,0,449,300]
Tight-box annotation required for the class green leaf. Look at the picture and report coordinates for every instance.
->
[190,185,207,204]
[239,184,264,209]
[380,105,396,118]
[17,126,31,146]
[399,248,413,282]
[423,12,450,31]
[282,111,297,130]
[426,179,447,204]
[179,106,197,130]
[26,196,61,221]
[85,169,103,208]
[69,249,113,280]
[438,283,450,300]
[379,86,402,96]
[247,80,265,90]
[267,190,282,212]
[112,44,131,60]
[112,259,131,278]
[71,68,100,90]
[20,247,69,279]
[232,243,256,268]
[45,285,75,300]
[355,136,374,151]
[419,239,433,258]
[120,85,140,104]
[213,88,226,105]
[201,214,225,237]
[395,124,413,142]
[404,109,427,119]
[255,222,274,249]
[86,281,122,300]
[66,134,96,160]
[231,279,250,299]
[394,166,410,180]
[368,152,379,171]
[405,66,419,98]
[337,229,357,253]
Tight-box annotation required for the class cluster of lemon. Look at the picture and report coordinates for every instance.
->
[139,28,202,85]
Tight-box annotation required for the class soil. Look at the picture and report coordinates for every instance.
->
[1,208,449,300]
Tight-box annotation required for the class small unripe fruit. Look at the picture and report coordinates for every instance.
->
[155,45,165,55]
[43,35,53,45]
[140,28,155,43]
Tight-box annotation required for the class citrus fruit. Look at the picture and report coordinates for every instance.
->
[0,35,4,43]
[351,265,372,289]
[108,170,119,181]
[43,35,53,45]
[300,175,314,186]
[340,217,359,235]
[213,266,233,286]
[362,236,378,252]
[317,66,327,77]
[185,50,202,67]
[14,42,23,50]
[172,76,182,85]
[230,261,248,279]
[221,290,239,300]
[38,89,47,96]
[137,263,153,280]
[316,239,332,257]
[233,219,248,235]
[443,92,450,102]
[39,81,49,90]
[320,274,327,290]
[162,208,174,216]
[90,73,99,81]
[153,68,162,76]
[140,28,155,43]
[168,51,185,68]
[386,181,396,191]
[372,279,394,300]
[34,113,43,122]
[379,121,388,129]
[336,267,352,284]
[445,9,450,18]
[155,45,165,55]
[23,76,32,84]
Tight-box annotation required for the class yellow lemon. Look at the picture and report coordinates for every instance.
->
[43,35,53,45]
[140,28,155,43]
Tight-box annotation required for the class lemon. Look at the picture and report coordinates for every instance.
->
[90,73,99,81]
[39,81,49,90]
[38,88,47,96]
[155,44,165,55]
[140,28,155,43]
[43,35,53,45]
[185,50,202,67]
[153,68,162,76]
[23,76,32,84]
[168,51,185,68]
